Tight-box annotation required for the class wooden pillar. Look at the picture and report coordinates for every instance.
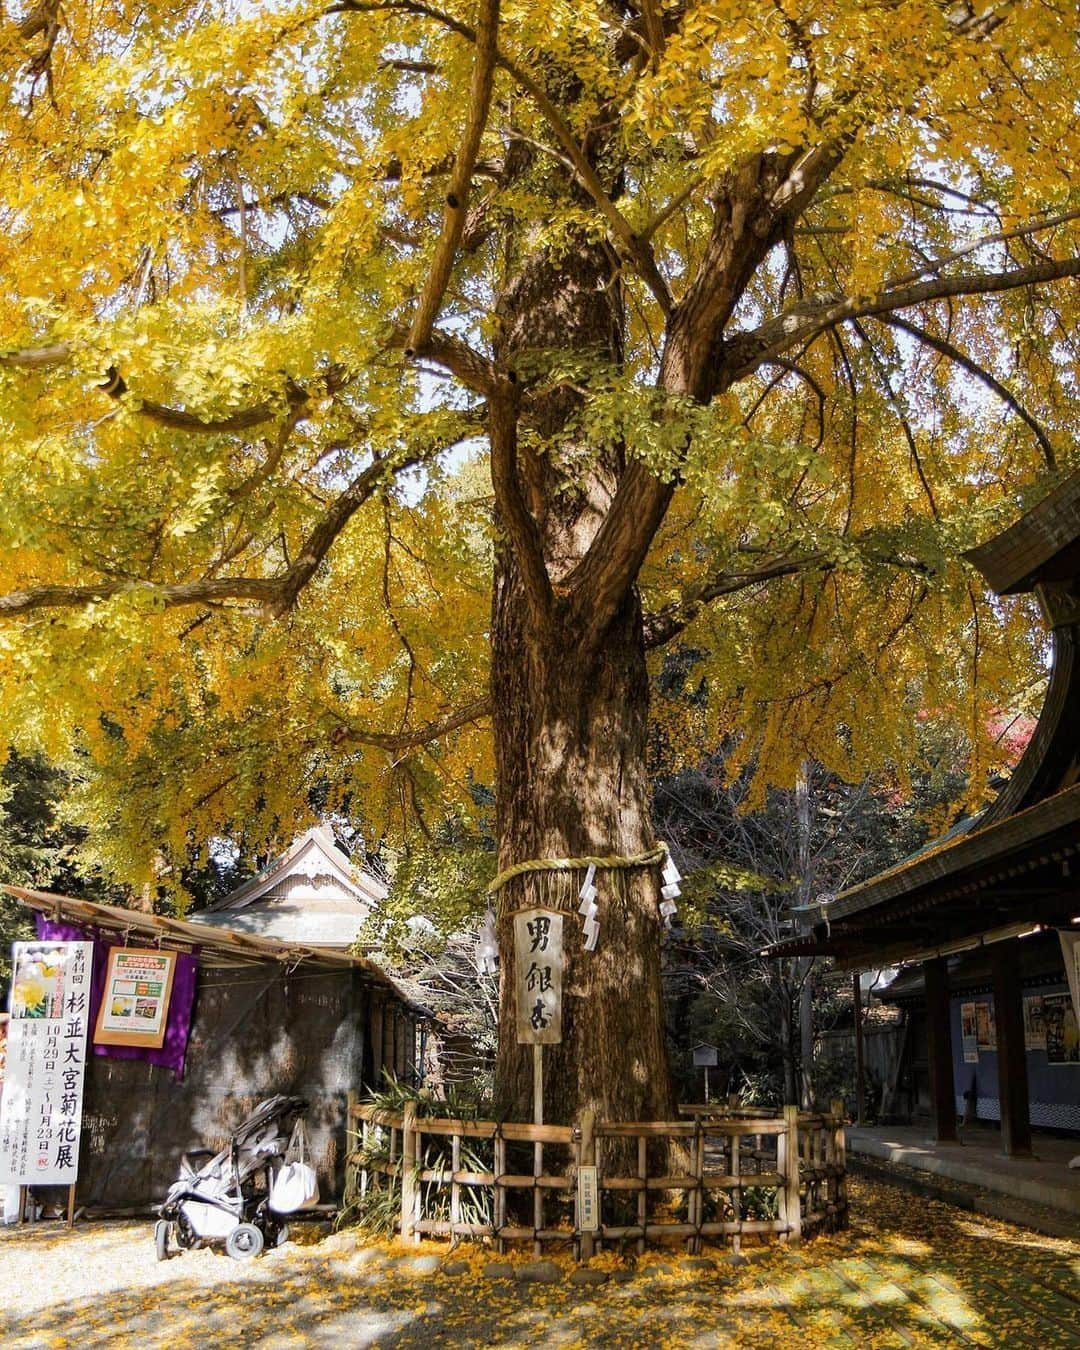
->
[404,1016,416,1085]
[923,957,957,1143]
[394,1007,406,1078]
[577,1108,596,1261]
[382,1002,396,1081]
[400,1101,417,1241]
[783,1103,802,1244]
[357,986,371,1088]
[369,996,385,1090]
[852,971,866,1126]
[990,944,1032,1157]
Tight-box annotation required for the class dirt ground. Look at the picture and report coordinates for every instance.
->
[0,1175,1077,1348]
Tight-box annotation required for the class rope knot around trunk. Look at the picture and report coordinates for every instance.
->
[486,843,670,896]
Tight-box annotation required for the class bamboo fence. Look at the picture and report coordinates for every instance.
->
[346,1099,847,1259]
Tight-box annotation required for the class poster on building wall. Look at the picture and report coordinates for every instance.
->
[1060,931,1080,1021]
[1023,995,1046,1052]
[514,909,563,1045]
[960,1003,979,1062]
[975,1001,996,1051]
[1044,991,1079,1065]
[0,941,92,1185]
[93,948,176,1049]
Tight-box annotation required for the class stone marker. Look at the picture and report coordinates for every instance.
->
[569,1268,609,1287]
[405,1255,442,1276]
[517,1259,562,1284]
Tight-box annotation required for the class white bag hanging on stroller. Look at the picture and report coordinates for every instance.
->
[269,1117,320,1214]
[155,1095,307,1260]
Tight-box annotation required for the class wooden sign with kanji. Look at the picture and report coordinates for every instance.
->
[514,909,563,1045]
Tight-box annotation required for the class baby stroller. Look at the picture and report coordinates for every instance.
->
[155,1095,310,1260]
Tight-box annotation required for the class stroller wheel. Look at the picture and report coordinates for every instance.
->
[272,1223,290,1248]
[225,1222,264,1260]
[154,1220,171,1262]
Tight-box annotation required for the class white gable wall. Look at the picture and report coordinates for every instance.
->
[190,825,387,947]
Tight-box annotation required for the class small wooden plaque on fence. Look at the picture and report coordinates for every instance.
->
[577,1164,599,1232]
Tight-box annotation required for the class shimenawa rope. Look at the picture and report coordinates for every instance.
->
[486,843,669,896]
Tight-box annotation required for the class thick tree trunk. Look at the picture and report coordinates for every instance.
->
[488,230,675,1125]
[799,966,814,1110]
[795,771,814,1108]
[490,571,675,1124]
[780,997,798,1107]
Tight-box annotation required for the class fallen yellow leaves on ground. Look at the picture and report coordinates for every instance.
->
[0,1176,1076,1347]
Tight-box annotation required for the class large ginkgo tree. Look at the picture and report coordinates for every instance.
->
[0,0,1074,1121]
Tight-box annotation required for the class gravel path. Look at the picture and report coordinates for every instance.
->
[1,1176,1077,1348]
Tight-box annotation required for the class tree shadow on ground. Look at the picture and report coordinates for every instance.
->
[1,1177,1077,1348]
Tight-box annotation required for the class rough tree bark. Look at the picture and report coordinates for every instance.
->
[484,152,796,1126]
[491,580,675,1125]
[780,995,798,1108]
[489,237,676,1125]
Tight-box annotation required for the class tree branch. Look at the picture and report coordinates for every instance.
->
[488,391,553,626]
[879,313,1057,469]
[565,142,851,653]
[133,393,286,433]
[333,0,674,315]
[757,356,827,456]
[725,255,1080,383]
[561,461,675,649]
[848,318,938,517]
[420,328,499,396]
[0,342,70,370]
[882,204,1080,294]
[329,695,491,750]
[1,342,301,433]
[643,555,829,648]
[0,576,281,617]
[643,542,937,649]
[406,0,500,355]
[498,65,673,314]
[227,398,312,501]
[271,451,420,615]
[637,0,665,69]
[0,430,458,621]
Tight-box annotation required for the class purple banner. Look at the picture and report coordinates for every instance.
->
[34,916,197,1079]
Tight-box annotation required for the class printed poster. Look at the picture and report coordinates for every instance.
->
[0,941,92,1185]
[960,1002,979,1063]
[1044,991,1079,1066]
[94,948,176,1049]
[975,1000,996,1051]
[1023,995,1046,1052]
[1060,930,1080,1022]
[514,909,563,1045]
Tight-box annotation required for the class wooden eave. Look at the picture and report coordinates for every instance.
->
[826,783,1080,926]
[2,884,431,1017]
[963,472,1080,595]
[874,931,1069,1004]
[764,783,1080,964]
[764,473,1080,970]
